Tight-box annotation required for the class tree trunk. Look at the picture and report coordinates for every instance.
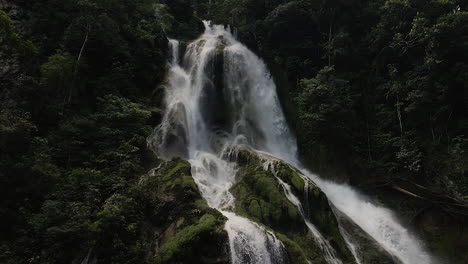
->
[68,24,90,103]
[75,26,89,75]
[396,93,403,144]
[328,18,332,66]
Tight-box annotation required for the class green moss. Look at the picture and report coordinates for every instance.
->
[167,175,198,194]
[235,183,249,202]
[309,183,321,198]
[232,165,302,229]
[275,233,309,264]
[275,163,307,196]
[248,200,262,220]
[194,198,210,211]
[157,214,222,263]
[260,200,271,220]
[290,172,305,193]
[228,146,355,263]
[287,202,299,221]
[160,159,191,181]
[181,175,198,190]
[136,158,229,262]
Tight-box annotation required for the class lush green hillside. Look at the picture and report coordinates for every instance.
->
[1,0,467,263]
[0,0,205,262]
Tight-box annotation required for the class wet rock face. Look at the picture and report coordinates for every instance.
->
[232,164,304,232]
[148,104,189,160]
[222,146,353,263]
[139,159,230,264]
[198,43,230,132]
[332,208,398,264]
[223,146,404,264]
[272,162,356,259]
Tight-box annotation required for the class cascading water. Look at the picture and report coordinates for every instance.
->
[168,39,179,65]
[149,21,435,264]
[301,171,434,264]
[150,23,288,264]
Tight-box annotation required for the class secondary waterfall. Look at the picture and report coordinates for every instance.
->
[149,21,434,264]
[301,171,434,264]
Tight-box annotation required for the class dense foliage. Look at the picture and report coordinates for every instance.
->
[0,0,204,263]
[1,0,467,263]
[200,0,468,198]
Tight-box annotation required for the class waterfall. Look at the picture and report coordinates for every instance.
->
[302,171,434,264]
[149,21,434,264]
[168,39,179,66]
[150,23,288,263]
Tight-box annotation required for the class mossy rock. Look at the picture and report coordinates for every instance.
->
[231,164,303,232]
[156,214,229,264]
[275,233,309,264]
[138,158,229,264]
[224,146,356,263]
[275,165,351,258]
[139,158,196,207]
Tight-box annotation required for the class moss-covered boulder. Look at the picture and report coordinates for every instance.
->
[138,158,229,264]
[231,164,304,232]
[224,146,407,263]
[224,146,356,263]
[272,161,351,256]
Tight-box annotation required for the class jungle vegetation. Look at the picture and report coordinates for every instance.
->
[0,0,467,263]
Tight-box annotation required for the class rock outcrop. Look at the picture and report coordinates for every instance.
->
[223,145,398,264]
[139,159,229,264]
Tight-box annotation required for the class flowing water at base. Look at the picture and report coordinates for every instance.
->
[224,211,287,264]
[149,21,435,264]
[302,170,434,264]
[189,151,286,263]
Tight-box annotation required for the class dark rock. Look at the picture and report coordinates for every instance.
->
[138,159,230,264]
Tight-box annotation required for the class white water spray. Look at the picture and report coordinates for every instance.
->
[150,24,288,263]
[302,171,434,264]
[150,21,435,264]
[168,39,179,66]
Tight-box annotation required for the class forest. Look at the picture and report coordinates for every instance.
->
[0,0,467,263]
